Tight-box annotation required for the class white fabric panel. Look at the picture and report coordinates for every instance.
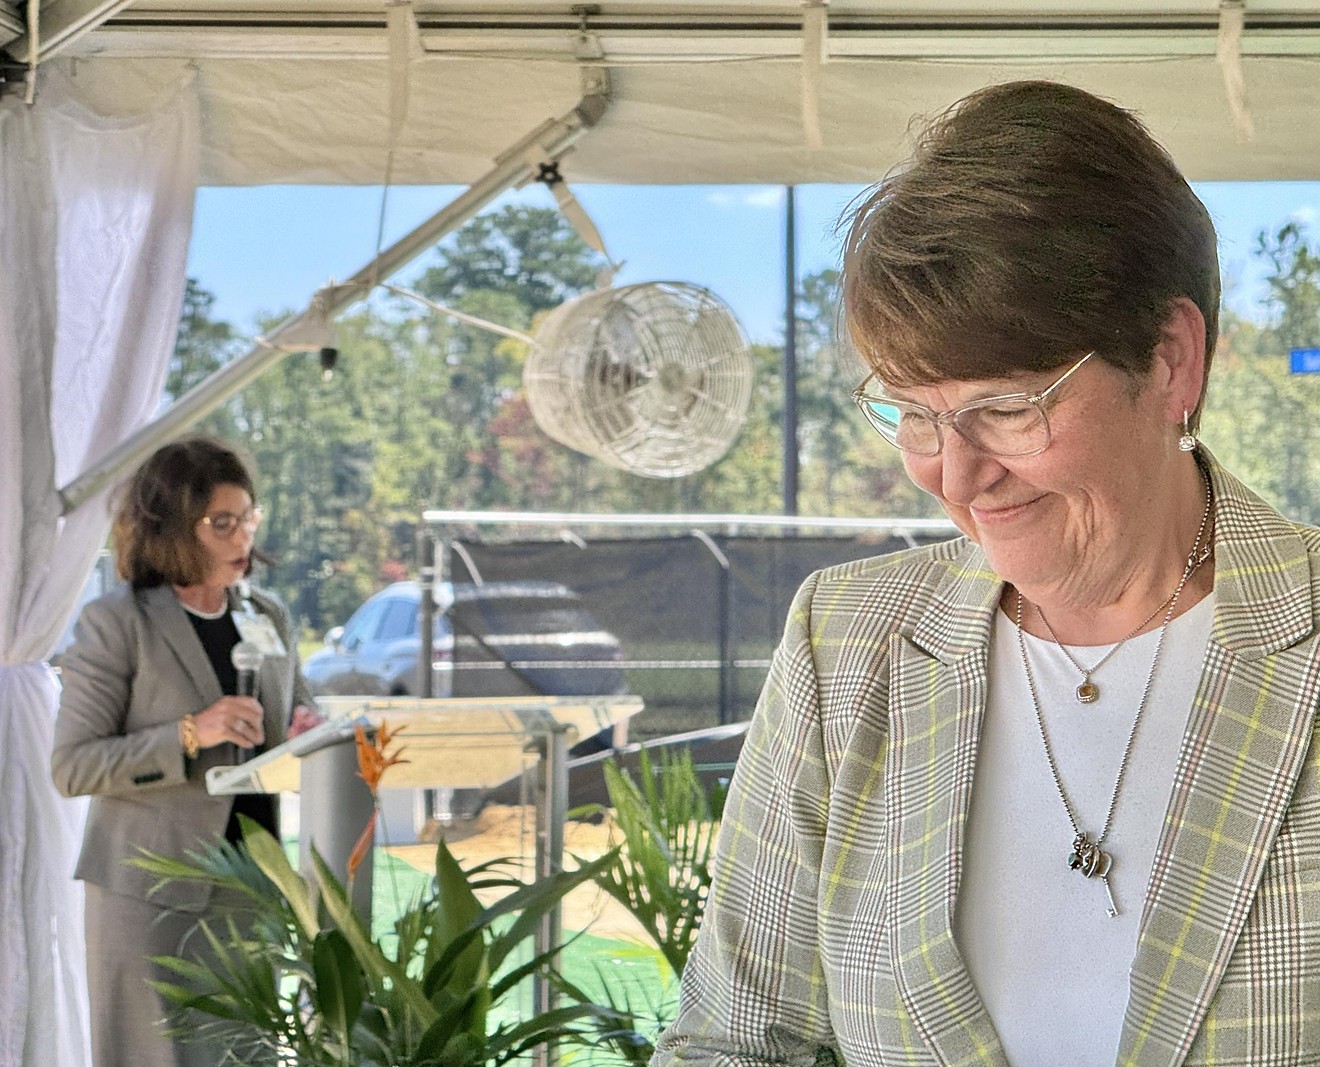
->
[42,49,1320,186]
[184,54,1320,185]
[0,65,198,1067]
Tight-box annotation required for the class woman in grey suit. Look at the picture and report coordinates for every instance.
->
[52,437,319,1067]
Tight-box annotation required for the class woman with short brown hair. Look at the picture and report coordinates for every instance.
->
[657,81,1320,1065]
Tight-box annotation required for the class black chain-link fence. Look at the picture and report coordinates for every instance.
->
[447,528,956,741]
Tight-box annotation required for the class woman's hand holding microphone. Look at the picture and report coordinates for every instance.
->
[191,696,266,750]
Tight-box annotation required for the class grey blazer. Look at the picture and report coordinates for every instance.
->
[52,581,314,912]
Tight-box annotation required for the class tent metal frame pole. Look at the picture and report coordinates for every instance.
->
[689,530,734,726]
[7,0,135,64]
[417,529,450,827]
[423,509,956,538]
[782,183,799,517]
[58,90,609,516]
[416,523,437,700]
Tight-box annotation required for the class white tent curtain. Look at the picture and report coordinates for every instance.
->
[0,66,198,1066]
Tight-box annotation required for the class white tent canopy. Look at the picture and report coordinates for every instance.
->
[5,2,1320,186]
[4,4,1320,1066]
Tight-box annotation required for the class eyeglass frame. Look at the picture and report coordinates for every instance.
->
[850,350,1097,458]
[198,505,265,539]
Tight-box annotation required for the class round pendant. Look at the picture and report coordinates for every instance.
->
[1076,680,1100,704]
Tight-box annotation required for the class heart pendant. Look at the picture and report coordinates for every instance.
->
[1067,834,1112,879]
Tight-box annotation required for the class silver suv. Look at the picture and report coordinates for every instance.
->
[302,580,627,702]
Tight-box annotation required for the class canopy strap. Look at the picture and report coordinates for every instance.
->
[1217,0,1255,143]
[802,1,829,150]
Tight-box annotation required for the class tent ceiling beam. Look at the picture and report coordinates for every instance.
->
[57,87,609,514]
[62,9,1320,61]
[6,0,134,61]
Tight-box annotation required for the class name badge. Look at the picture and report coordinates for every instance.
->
[233,610,287,657]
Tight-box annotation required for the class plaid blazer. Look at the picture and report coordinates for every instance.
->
[654,455,1320,1067]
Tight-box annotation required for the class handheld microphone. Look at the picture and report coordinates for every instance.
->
[231,641,265,762]
[232,640,264,698]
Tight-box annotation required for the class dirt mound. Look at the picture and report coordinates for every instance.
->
[385,804,650,942]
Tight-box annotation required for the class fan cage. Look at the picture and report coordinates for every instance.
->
[525,281,753,479]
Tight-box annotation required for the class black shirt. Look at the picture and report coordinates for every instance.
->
[184,608,279,842]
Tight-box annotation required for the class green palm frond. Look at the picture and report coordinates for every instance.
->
[552,963,668,1067]
[144,822,627,1066]
[132,831,278,906]
[587,747,725,979]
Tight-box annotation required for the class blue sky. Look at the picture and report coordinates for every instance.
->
[187,181,1320,347]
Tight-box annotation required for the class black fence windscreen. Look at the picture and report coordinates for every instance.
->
[449,530,955,741]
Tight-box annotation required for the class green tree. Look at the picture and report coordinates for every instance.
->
[167,278,238,397]
[166,278,241,440]
[794,268,865,515]
[168,208,953,636]
[414,205,605,314]
[784,267,944,521]
[1259,222,1320,347]
[406,209,607,510]
[229,309,390,629]
[1201,222,1320,523]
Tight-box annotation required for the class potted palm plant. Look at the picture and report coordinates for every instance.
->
[135,817,630,1065]
[133,723,635,1065]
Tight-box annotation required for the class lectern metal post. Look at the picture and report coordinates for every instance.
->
[300,737,375,921]
[531,722,569,1067]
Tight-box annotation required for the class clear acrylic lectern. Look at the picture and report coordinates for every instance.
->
[206,693,644,1035]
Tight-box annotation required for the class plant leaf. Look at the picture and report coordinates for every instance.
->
[413,839,487,1004]
[309,846,436,1026]
[238,815,320,939]
[593,749,723,977]
[485,1004,612,1063]
[312,928,365,1047]
[485,852,615,974]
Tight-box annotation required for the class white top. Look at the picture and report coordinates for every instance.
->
[180,599,228,620]
[953,594,1216,1066]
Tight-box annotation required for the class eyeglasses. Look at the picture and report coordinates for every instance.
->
[199,505,264,539]
[850,351,1095,457]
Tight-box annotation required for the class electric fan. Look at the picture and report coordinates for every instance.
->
[524,282,754,478]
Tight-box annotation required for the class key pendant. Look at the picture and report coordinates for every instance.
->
[1101,876,1119,918]
[1067,834,1119,918]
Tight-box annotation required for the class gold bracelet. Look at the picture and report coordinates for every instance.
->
[179,714,200,760]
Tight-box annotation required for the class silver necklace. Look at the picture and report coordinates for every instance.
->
[1034,597,1170,704]
[1032,477,1214,705]
[1013,474,1213,918]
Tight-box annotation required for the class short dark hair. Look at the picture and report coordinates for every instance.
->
[842,80,1220,424]
[113,437,260,588]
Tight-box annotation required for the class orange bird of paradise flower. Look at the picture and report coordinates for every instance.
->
[347,721,410,884]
